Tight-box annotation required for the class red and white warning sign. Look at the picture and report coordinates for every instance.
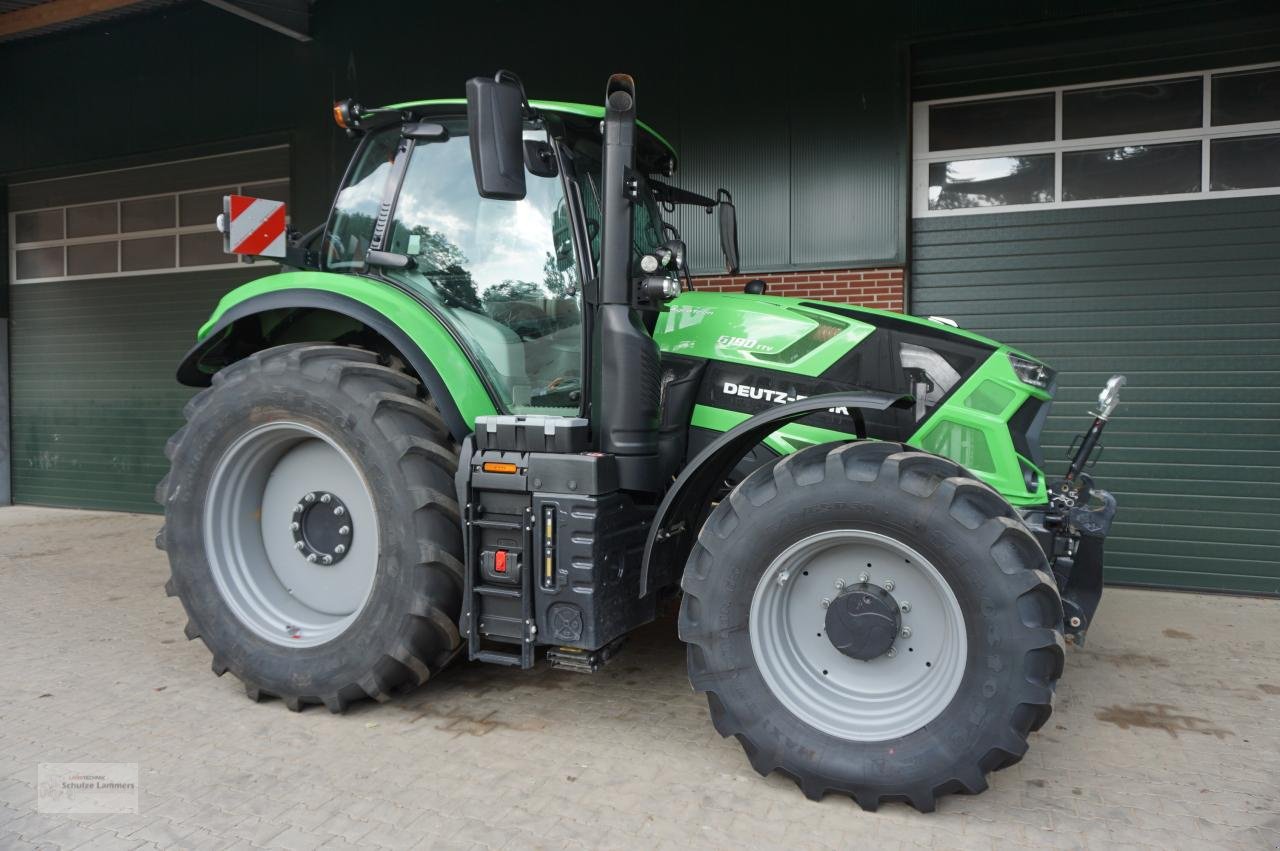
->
[221,194,287,258]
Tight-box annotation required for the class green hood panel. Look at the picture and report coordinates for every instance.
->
[654,291,1009,378]
[655,292,875,377]
[197,270,498,425]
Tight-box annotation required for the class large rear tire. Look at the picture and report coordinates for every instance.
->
[678,441,1064,811]
[157,344,464,712]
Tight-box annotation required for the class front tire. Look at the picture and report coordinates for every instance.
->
[678,441,1064,811]
[157,344,464,712]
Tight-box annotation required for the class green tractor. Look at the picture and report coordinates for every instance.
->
[157,71,1126,811]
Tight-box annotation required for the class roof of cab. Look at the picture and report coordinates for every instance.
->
[367,98,678,164]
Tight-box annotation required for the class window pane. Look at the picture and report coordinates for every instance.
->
[179,188,234,227]
[927,155,1054,210]
[121,235,175,271]
[67,241,118,276]
[929,94,1054,151]
[14,209,63,243]
[325,129,399,271]
[67,203,118,238]
[15,246,63,280]
[242,180,289,203]
[179,231,236,266]
[1063,78,1201,139]
[121,196,174,232]
[1063,141,1200,200]
[379,121,582,415]
[1212,68,1280,126]
[1211,134,1280,190]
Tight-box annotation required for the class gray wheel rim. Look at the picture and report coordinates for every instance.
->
[749,529,967,742]
[204,422,379,648]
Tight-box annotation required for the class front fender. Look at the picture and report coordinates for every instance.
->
[177,271,497,441]
[639,390,912,597]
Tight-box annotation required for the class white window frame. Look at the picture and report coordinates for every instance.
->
[8,149,289,285]
[912,61,1280,217]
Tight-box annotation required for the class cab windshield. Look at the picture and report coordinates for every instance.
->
[325,120,583,414]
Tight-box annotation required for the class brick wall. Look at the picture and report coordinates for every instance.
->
[692,267,905,311]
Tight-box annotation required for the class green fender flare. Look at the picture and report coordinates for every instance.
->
[177,273,497,441]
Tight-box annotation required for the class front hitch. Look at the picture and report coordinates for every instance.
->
[1029,375,1126,644]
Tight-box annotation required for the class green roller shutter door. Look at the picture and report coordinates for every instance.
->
[911,196,1280,594]
[7,270,272,513]
[6,147,287,513]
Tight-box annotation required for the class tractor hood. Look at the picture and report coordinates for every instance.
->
[654,291,1055,506]
[654,291,1016,375]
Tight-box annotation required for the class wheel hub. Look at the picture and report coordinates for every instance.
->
[825,582,901,660]
[291,491,353,565]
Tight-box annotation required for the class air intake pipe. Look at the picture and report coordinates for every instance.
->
[592,74,663,491]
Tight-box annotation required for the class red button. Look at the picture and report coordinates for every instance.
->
[494,550,507,573]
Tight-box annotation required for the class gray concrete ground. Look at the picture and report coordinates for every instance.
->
[0,505,1277,850]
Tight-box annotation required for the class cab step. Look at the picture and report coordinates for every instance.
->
[546,639,625,674]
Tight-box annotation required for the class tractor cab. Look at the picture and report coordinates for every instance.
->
[319,96,709,421]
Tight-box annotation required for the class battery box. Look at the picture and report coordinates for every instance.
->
[458,423,656,668]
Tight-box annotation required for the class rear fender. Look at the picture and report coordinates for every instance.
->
[177,272,497,441]
[639,390,913,597]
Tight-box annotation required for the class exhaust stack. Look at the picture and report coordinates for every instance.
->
[592,74,662,491]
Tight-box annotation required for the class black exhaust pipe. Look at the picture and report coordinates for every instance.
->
[593,74,662,491]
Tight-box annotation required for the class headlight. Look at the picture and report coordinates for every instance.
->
[1008,353,1055,390]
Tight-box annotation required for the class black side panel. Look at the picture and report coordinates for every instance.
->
[1009,392,1053,469]
[533,492,656,650]
[593,304,663,491]
[657,355,706,482]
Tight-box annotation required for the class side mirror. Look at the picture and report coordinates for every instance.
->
[717,189,740,274]
[465,73,527,200]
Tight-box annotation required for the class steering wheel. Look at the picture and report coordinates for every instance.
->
[324,232,348,268]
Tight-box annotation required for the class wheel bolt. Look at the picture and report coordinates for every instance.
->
[322,554,333,565]
[334,506,345,517]
[293,504,303,514]
[294,541,304,551]
[777,571,790,587]
[834,578,846,591]
[882,579,895,592]
[901,602,911,613]
[304,493,316,503]
[820,597,830,609]
[290,522,300,532]
[900,626,912,639]
[320,493,332,504]
[859,571,870,583]
[339,526,350,536]
[335,544,346,555]
[1069,616,1082,628]
[306,554,318,563]
[886,647,897,658]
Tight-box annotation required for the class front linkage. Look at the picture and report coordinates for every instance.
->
[1023,375,1126,643]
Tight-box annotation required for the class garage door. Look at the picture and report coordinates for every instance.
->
[912,196,1280,594]
[6,148,288,513]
